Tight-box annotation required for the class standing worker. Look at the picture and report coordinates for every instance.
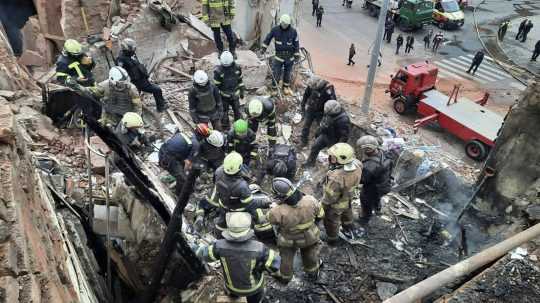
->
[246,98,278,146]
[384,21,395,43]
[214,50,245,129]
[516,19,528,41]
[395,34,404,55]
[305,100,350,167]
[467,50,485,75]
[189,70,223,130]
[347,43,356,66]
[321,143,362,245]
[405,35,414,54]
[531,40,540,61]
[194,212,280,303]
[261,14,300,96]
[300,77,337,147]
[521,20,534,42]
[227,119,258,166]
[95,66,142,126]
[201,0,236,57]
[312,0,319,16]
[423,33,430,49]
[498,20,510,41]
[268,177,324,282]
[356,136,393,227]
[117,38,168,113]
[316,6,324,27]
[432,31,444,53]
[56,39,95,87]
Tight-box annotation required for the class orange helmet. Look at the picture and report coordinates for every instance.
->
[195,123,211,137]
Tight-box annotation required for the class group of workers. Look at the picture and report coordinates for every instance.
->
[53,4,395,301]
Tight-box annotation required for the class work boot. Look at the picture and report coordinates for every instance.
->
[283,86,293,96]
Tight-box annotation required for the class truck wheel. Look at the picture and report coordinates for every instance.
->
[393,99,407,115]
[465,140,488,161]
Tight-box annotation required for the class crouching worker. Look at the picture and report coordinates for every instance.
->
[115,112,153,153]
[268,177,324,283]
[194,212,281,303]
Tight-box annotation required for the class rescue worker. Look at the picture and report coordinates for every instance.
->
[498,20,510,41]
[209,152,272,238]
[227,119,258,166]
[300,78,337,147]
[521,20,534,43]
[214,50,245,129]
[246,98,278,146]
[432,32,444,53]
[316,6,324,27]
[189,70,223,130]
[467,50,484,75]
[405,35,414,54]
[356,135,393,225]
[531,40,540,61]
[261,14,300,96]
[201,0,236,57]
[194,212,280,303]
[114,112,151,152]
[258,144,297,182]
[321,143,362,245]
[268,177,324,283]
[395,34,403,55]
[117,38,168,112]
[305,100,350,167]
[55,39,95,87]
[199,129,227,171]
[94,66,142,126]
[516,19,528,41]
[384,21,394,43]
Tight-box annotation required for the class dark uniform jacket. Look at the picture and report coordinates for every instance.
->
[214,63,245,98]
[210,166,254,210]
[159,132,200,163]
[188,83,223,121]
[301,81,336,114]
[319,110,350,142]
[262,25,300,61]
[227,129,258,159]
[117,50,150,87]
[265,144,297,179]
[55,53,95,87]
[361,150,393,199]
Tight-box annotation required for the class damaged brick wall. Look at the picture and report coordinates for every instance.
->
[60,0,113,38]
[0,33,35,91]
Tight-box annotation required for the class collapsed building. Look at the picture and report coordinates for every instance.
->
[1,0,540,303]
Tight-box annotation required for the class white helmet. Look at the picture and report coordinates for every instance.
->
[109,66,129,81]
[280,14,292,27]
[206,130,225,147]
[220,51,234,67]
[193,70,209,86]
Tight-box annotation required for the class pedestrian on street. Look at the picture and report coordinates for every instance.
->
[405,35,414,54]
[516,19,528,41]
[467,50,485,75]
[395,34,404,55]
[384,21,395,43]
[347,43,356,65]
[316,6,324,27]
[428,28,434,41]
[423,34,430,49]
[432,31,444,53]
[312,0,319,16]
[521,20,534,43]
[531,40,540,61]
[498,20,510,41]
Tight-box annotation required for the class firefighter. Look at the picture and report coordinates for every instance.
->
[117,38,168,112]
[201,0,236,57]
[258,144,297,182]
[214,51,245,129]
[189,70,223,130]
[268,177,324,283]
[55,39,95,87]
[305,100,350,167]
[322,143,362,245]
[209,152,272,238]
[356,135,393,226]
[246,97,278,146]
[227,119,258,166]
[194,212,280,303]
[94,66,142,127]
[300,78,337,147]
[199,129,227,171]
[261,14,300,96]
[114,112,152,152]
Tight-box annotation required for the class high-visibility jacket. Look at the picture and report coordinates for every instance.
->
[262,25,300,61]
[213,63,245,97]
[55,53,95,87]
[322,160,363,210]
[201,0,235,27]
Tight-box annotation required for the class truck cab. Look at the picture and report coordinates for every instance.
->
[388,62,438,113]
[363,0,433,31]
[433,0,465,29]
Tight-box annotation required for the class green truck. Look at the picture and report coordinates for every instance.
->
[363,0,434,31]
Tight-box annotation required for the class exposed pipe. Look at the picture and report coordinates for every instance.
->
[384,223,540,303]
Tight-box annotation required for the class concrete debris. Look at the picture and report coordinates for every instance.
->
[376,282,398,301]
[0,105,15,144]
[89,136,110,174]
[18,49,46,67]
[92,205,136,239]
[0,90,16,99]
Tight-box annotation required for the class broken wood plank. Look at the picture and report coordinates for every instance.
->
[163,65,192,79]
[167,109,183,132]
[391,166,444,192]
[323,285,343,303]
[346,248,358,269]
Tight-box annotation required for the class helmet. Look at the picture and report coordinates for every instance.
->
[324,100,341,115]
[109,66,129,81]
[272,177,296,198]
[193,70,209,86]
[223,212,253,241]
[314,78,328,90]
[121,112,144,129]
[220,51,234,67]
[195,123,211,137]
[233,119,249,135]
[63,39,82,56]
[280,14,292,27]
[206,130,225,147]
[121,38,137,52]
[328,143,355,165]
[223,152,243,175]
[356,135,380,151]
[272,160,288,177]
[247,98,264,118]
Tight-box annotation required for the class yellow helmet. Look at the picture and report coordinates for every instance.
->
[223,152,243,175]
[121,112,144,129]
[63,39,82,56]
[328,143,355,165]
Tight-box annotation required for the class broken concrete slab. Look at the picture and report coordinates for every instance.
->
[89,136,110,175]
[0,90,16,100]
[0,105,15,144]
[0,276,19,302]
[196,50,268,89]
[0,241,19,277]
[18,50,46,67]
[376,282,398,301]
[92,204,135,239]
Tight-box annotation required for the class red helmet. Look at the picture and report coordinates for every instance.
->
[195,123,211,137]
